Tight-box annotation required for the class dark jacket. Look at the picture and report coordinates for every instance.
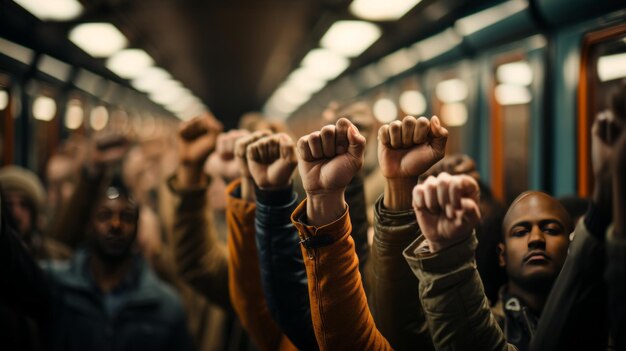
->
[255,185,317,350]
[492,287,538,351]
[45,250,192,351]
[369,195,433,351]
[606,226,626,351]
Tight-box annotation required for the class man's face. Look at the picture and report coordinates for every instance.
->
[90,196,138,261]
[498,193,570,290]
[5,191,33,235]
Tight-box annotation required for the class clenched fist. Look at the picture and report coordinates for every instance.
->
[378,115,448,180]
[207,129,251,181]
[297,118,366,226]
[378,115,448,210]
[177,113,223,187]
[413,173,481,253]
[247,133,298,190]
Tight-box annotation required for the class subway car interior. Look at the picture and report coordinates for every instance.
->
[1,0,626,350]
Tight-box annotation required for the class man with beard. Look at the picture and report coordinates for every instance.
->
[45,177,192,351]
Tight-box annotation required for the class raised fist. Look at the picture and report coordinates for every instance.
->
[233,130,272,178]
[207,129,251,181]
[177,113,223,166]
[413,173,481,253]
[247,133,298,190]
[378,115,448,180]
[297,118,366,196]
[88,132,130,177]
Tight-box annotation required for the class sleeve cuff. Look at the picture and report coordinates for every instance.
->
[404,233,478,273]
[291,198,351,245]
[255,183,294,206]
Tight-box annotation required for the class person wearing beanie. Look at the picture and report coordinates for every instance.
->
[0,165,70,260]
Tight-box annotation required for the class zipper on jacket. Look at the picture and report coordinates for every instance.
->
[521,307,535,338]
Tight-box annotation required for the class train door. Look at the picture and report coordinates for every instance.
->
[578,23,626,197]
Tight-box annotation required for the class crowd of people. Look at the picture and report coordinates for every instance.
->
[0,83,624,351]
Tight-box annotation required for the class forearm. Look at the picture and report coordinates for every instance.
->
[46,169,104,248]
[370,196,433,351]
[255,186,317,350]
[292,200,392,351]
[345,174,371,279]
[405,234,509,351]
[168,175,230,309]
[226,181,286,351]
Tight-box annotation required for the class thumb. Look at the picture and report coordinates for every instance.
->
[347,124,366,160]
[460,197,481,228]
[430,116,448,154]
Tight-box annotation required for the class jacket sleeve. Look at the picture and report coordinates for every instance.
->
[167,175,230,310]
[404,234,514,351]
[606,226,626,351]
[530,218,609,351]
[346,174,370,279]
[291,199,393,351]
[255,185,318,351]
[226,180,297,351]
[369,196,434,351]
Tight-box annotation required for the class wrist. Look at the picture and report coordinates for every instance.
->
[240,177,256,202]
[177,164,206,188]
[383,177,419,211]
[306,190,346,227]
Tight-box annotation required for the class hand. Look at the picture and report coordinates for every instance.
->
[177,113,223,187]
[87,132,129,177]
[297,118,366,226]
[413,173,481,253]
[247,133,298,190]
[234,130,272,179]
[208,129,251,181]
[378,116,448,210]
[591,111,622,209]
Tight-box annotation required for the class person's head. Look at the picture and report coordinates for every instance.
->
[0,166,45,236]
[498,191,572,294]
[88,178,139,263]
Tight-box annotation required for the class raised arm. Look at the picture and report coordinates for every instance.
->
[169,113,231,309]
[225,130,297,351]
[370,115,446,350]
[292,118,392,351]
[404,173,512,351]
[247,133,317,350]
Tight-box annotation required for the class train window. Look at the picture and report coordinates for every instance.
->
[491,57,533,204]
[90,105,110,131]
[27,82,61,175]
[579,23,626,196]
[373,97,398,123]
[434,77,468,154]
[398,76,427,117]
[0,72,13,165]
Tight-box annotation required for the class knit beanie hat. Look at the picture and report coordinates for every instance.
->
[0,165,46,213]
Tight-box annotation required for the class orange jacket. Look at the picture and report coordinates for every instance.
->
[291,199,393,351]
[226,180,297,351]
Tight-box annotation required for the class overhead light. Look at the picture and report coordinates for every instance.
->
[32,96,56,121]
[440,103,468,127]
[373,98,398,123]
[415,28,462,62]
[131,67,172,92]
[166,95,200,113]
[14,0,83,21]
[320,21,381,57]
[399,90,427,116]
[276,85,312,106]
[69,23,127,57]
[496,61,533,86]
[90,105,109,130]
[377,48,417,78]
[597,52,626,82]
[495,84,532,105]
[106,49,154,79]
[0,90,8,111]
[350,0,422,21]
[301,48,350,81]
[149,81,188,106]
[436,78,468,103]
[64,99,83,129]
[287,68,326,94]
[455,0,528,36]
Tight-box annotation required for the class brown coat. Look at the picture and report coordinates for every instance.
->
[291,199,392,351]
[225,179,297,351]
